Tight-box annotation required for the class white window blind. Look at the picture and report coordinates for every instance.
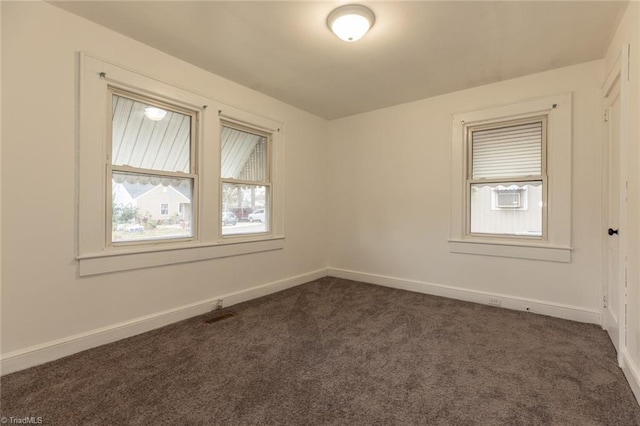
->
[471,121,542,179]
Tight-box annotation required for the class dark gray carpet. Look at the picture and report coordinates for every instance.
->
[2,277,639,425]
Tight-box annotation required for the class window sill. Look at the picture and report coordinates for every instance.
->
[77,237,285,276]
[448,239,571,262]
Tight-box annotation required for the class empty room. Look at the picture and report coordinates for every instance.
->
[3,0,640,424]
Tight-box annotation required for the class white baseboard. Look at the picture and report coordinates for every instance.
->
[1,267,601,375]
[327,268,600,324]
[0,268,327,376]
[622,349,640,404]
[220,268,327,306]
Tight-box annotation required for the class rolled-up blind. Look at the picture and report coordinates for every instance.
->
[471,121,542,179]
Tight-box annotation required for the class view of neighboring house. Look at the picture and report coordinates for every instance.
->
[112,179,192,225]
[470,183,543,236]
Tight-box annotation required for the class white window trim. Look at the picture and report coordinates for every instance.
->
[78,53,285,276]
[449,93,572,262]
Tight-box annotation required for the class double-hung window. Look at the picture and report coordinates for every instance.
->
[220,122,271,236]
[450,93,572,262]
[108,89,198,244]
[467,117,546,238]
[78,54,285,276]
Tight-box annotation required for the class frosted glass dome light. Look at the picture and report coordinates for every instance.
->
[327,4,375,42]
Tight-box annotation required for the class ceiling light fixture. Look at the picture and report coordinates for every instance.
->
[144,107,168,121]
[327,4,375,42]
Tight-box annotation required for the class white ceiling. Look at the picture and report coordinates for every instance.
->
[52,1,627,120]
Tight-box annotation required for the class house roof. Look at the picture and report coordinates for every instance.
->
[120,181,153,199]
[116,179,192,203]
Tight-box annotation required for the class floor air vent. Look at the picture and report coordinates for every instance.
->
[203,311,238,324]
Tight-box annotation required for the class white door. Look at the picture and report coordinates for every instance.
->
[603,75,623,353]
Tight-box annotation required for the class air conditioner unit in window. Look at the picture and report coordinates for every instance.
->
[495,190,522,208]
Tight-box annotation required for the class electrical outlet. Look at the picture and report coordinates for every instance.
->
[488,298,501,307]
[213,299,224,310]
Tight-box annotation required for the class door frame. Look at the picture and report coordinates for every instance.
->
[601,44,630,365]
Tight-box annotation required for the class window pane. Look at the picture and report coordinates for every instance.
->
[222,183,268,236]
[221,126,268,181]
[112,94,191,173]
[112,172,193,242]
[472,121,542,179]
[470,181,542,236]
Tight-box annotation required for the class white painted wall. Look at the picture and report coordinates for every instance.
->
[1,2,327,363]
[328,60,603,318]
[605,2,640,401]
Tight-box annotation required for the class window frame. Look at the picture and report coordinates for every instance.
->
[449,93,572,262]
[77,53,285,276]
[106,87,200,247]
[465,116,548,240]
[219,119,272,239]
